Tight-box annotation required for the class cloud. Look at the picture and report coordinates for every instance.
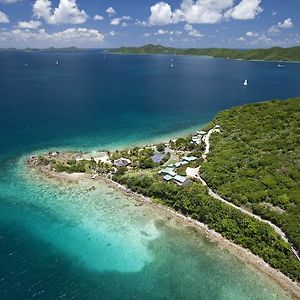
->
[135,19,148,27]
[106,7,116,16]
[33,0,88,25]
[184,23,203,37]
[153,29,182,36]
[278,18,294,29]
[268,18,294,35]
[246,31,258,37]
[110,15,131,26]
[149,2,173,25]
[0,27,104,47]
[237,36,246,41]
[0,11,9,23]
[268,25,279,34]
[148,0,263,26]
[109,30,116,36]
[154,29,169,35]
[93,15,104,21]
[177,0,234,24]
[225,0,263,20]
[17,20,42,29]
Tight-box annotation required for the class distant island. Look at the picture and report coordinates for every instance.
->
[0,47,83,52]
[110,44,300,62]
[28,97,300,287]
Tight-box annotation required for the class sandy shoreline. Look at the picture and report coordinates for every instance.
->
[26,164,300,299]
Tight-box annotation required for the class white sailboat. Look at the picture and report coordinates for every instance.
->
[56,60,59,65]
[243,79,248,86]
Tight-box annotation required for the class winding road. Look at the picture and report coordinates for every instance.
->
[199,126,300,261]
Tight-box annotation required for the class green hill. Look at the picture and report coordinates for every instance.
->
[111,44,300,61]
[202,98,300,254]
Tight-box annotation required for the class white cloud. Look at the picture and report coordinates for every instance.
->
[149,2,173,25]
[153,29,182,36]
[0,27,104,47]
[237,36,246,41]
[110,18,121,25]
[93,14,104,21]
[154,29,169,35]
[17,20,42,29]
[148,0,262,26]
[278,18,294,29]
[0,11,9,23]
[106,7,116,16]
[268,25,279,34]
[178,0,234,24]
[267,18,294,35]
[143,32,151,37]
[225,0,262,20]
[184,23,203,37]
[110,16,131,26]
[246,31,258,37]
[109,30,116,36]
[33,0,88,25]
[135,19,148,27]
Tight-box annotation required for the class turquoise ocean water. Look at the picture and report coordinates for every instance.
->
[1,51,300,299]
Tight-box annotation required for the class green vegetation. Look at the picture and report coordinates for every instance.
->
[114,172,300,281]
[53,159,95,173]
[111,44,300,61]
[201,98,300,254]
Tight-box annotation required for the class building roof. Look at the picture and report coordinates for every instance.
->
[173,175,188,183]
[152,152,165,163]
[159,168,176,177]
[197,131,207,135]
[186,167,200,179]
[114,157,132,167]
[182,156,198,162]
[163,174,173,181]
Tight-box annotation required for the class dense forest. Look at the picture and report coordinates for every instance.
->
[111,44,300,61]
[201,98,300,255]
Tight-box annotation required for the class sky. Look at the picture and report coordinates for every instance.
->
[0,0,299,48]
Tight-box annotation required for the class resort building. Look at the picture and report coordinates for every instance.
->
[159,167,177,177]
[152,153,165,164]
[182,156,198,162]
[163,174,173,181]
[173,175,189,186]
[186,167,200,180]
[113,158,132,167]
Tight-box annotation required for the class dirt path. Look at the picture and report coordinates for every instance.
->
[200,126,300,261]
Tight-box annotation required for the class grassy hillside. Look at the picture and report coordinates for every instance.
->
[201,98,300,254]
[111,44,300,61]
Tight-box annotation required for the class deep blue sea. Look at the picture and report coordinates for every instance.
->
[1,50,300,299]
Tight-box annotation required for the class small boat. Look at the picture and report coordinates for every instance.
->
[56,60,59,65]
[243,79,248,86]
[24,63,28,67]
[170,64,174,67]
[278,64,284,67]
